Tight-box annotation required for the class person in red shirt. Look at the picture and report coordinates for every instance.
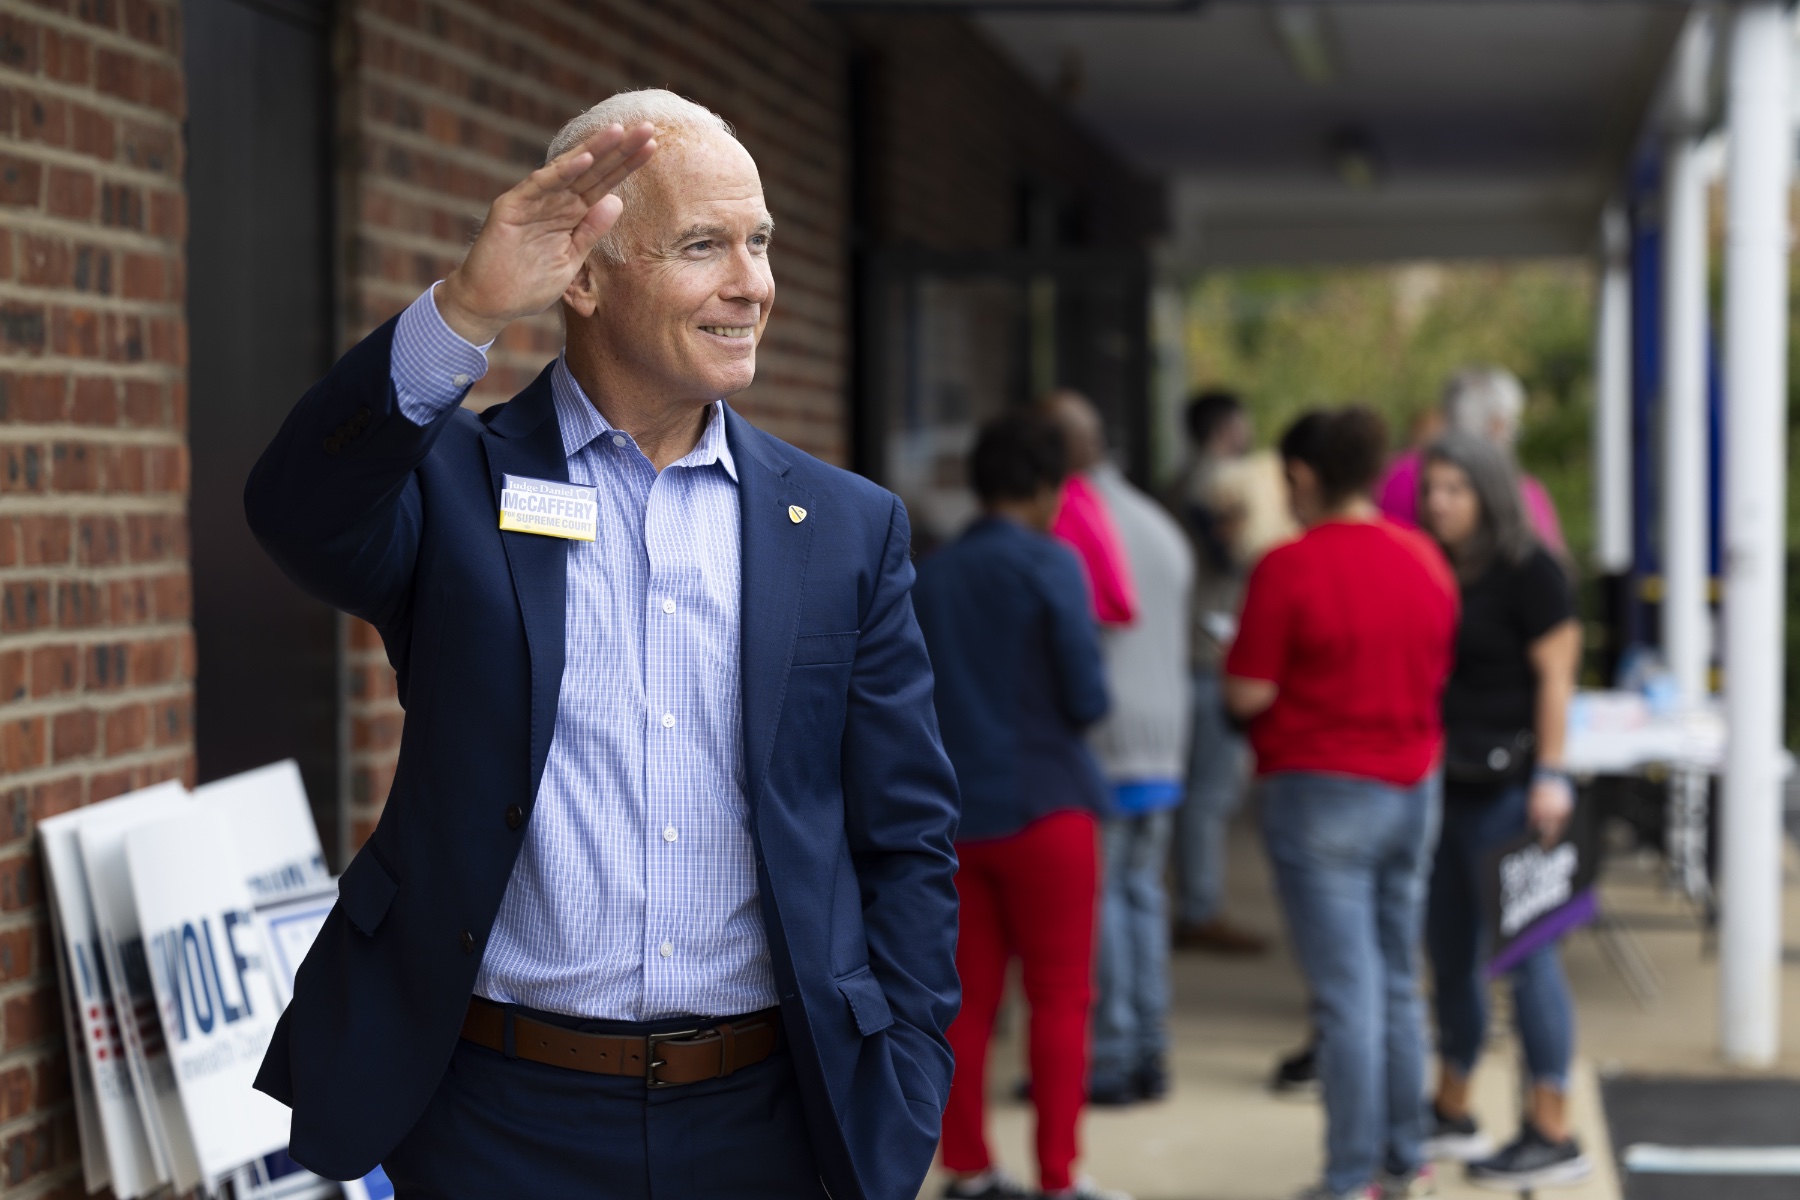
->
[1224,407,1459,1200]
[1044,390,1138,627]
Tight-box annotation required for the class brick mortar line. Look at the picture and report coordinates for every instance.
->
[358,0,840,140]
[0,561,191,585]
[0,496,186,517]
[0,208,184,257]
[0,280,185,319]
[0,679,195,723]
[350,216,478,263]
[0,1094,76,1145]
[0,742,192,794]
[0,621,193,657]
[0,2,188,71]
[353,175,485,226]
[352,10,594,116]
[0,423,189,444]
[0,92,185,183]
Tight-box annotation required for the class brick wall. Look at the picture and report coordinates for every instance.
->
[338,0,852,849]
[0,0,189,1191]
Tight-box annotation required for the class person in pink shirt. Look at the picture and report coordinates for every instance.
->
[1377,367,1566,555]
[1044,390,1138,627]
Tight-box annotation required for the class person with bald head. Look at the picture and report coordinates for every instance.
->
[245,91,960,1200]
[1042,390,1138,628]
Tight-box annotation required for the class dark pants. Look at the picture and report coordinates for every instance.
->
[383,1008,827,1199]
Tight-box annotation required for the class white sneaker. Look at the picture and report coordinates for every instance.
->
[1040,1177,1134,1200]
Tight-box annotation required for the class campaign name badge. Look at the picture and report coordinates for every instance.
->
[498,474,598,541]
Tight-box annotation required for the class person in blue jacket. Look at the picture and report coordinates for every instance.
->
[915,411,1125,1200]
[245,89,960,1200]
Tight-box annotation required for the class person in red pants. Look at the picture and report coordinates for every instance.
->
[913,410,1128,1200]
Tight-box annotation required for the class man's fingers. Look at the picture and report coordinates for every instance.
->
[515,123,630,202]
[574,139,658,208]
[569,193,625,260]
[566,125,657,201]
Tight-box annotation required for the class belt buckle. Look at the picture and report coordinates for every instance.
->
[644,1027,701,1089]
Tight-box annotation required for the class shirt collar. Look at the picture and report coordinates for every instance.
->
[550,355,738,483]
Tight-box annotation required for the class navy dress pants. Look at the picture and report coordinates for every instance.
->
[382,1009,828,1200]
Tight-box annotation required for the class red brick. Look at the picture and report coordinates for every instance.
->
[0,651,22,703]
[50,709,94,761]
[147,187,181,237]
[120,118,175,174]
[0,854,42,912]
[94,47,140,102]
[42,27,89,84]
[1,717,45,773]
[76,0,119,30]
[98,180,141,229]
[44,166,93,219]
[0,443,46,492]
[103,703,145,754]
[82,640,123,690]
[0,14,39,73]
[49,441,99,491]
[0,154,41,207]
[1,581,52,632]
[122,0,168,48]
[0,229,11,279]
[88,766,135,803]
[149,694,188,745]
[0,519,13,565]
[2,985,56,1054]
[18,235,68,288]
[54,580,103,627]
[149,572,187,621]
[33,1052,69,1113]
[0,303,46,353]
[120,251,164,300]
[70,376,116,425]
[0,1065,30,1125]
[16,90,66,148]
[29,644,77,698]
[122,378,162,425]
[0,928,34,984]
[69,103,114,160]
[0,372,67,422]
[18,515,70,565]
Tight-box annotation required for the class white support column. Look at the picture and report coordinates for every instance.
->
[1719,0,1791,1069]
[1595,204,1633,576]
[1662,14,1716,705]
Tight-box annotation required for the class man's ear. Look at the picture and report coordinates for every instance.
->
[563,253,603,318]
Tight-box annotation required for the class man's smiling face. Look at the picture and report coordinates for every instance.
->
[581,131,774,403]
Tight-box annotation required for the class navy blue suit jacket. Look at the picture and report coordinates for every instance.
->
[245,317,961,1200]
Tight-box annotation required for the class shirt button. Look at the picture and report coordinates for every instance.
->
[504,804,524,830]
[663,825,678,843]
[661,712,676,729]
[611,434,628,447]
[662,598,676,615]
[459,930,475,954]
[658,941,673,958]
[451,373,470,388]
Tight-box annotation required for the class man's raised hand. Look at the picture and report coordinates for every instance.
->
[435,122,657,346]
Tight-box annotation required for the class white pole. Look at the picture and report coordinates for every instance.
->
[1595,203,1633,576]
[1719,0,1791,1069]
[1661,14,1715,705]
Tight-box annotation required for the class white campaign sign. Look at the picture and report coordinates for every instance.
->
[125,811,291,1187]
[40,785,183,1199]
[76,785,204,1194]
[193,761,331,909]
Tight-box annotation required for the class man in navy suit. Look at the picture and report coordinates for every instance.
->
[246,90,960,1200]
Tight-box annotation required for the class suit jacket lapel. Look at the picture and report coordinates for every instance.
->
[729,406,814,810]
[480,367,568,798]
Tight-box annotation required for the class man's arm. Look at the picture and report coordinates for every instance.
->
[244,123,657,625]
[839,498,961,1101]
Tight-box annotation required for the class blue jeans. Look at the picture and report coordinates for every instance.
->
[1426,781,1575,1091]
[1261,772,1442,1195]
[1092,810,1174,1084]
[1178,669,1247,924]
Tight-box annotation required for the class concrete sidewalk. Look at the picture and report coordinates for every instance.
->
[921,812,1800,1200]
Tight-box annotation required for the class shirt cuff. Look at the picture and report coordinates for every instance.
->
[390,282,495,425]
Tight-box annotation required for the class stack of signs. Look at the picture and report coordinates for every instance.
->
[38,762,339,1199]
[1483,793,1602,979]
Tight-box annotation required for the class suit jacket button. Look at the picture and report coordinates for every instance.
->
[460,930,475,954]
[504,804,524,830]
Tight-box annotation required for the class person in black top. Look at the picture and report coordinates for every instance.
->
[1415,433,1590,1190]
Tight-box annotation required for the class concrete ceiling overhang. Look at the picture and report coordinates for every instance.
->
[827,1,1694,266]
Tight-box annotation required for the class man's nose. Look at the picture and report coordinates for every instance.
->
[720,246,773,305]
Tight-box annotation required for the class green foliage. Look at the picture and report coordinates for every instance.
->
[1184,261,1598,563]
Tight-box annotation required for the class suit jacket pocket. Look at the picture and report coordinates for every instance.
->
[835,965,894,1037]
[792,630,859,667]
[339,846,399,937]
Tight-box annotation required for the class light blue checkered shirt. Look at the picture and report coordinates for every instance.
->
[390,285,777,1021]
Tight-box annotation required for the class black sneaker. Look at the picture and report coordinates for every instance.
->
[1037,1178,1133,1200]
[1421,1105,1494,1162]
[1086,1072,1139,1107]
[945,1167,1031,1199]
[1466,1124,1592,1190]
[1269,1042,1320,1099]
[1135,1056,1169,1101]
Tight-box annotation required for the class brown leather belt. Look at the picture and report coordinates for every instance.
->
[460,996,781,1088]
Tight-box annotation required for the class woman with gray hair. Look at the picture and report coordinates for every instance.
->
[1415,434,1589,1191]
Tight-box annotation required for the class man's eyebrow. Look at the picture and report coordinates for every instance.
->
[670,217,776,244]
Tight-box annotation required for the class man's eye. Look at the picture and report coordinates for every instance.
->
[750,235,770,249]
[688,241,712,253]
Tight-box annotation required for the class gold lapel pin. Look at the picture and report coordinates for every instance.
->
[788,505,808,524]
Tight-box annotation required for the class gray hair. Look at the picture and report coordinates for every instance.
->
[1421,432,1536,580]
[545,89,736,264]
[1442,366,1526,446]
